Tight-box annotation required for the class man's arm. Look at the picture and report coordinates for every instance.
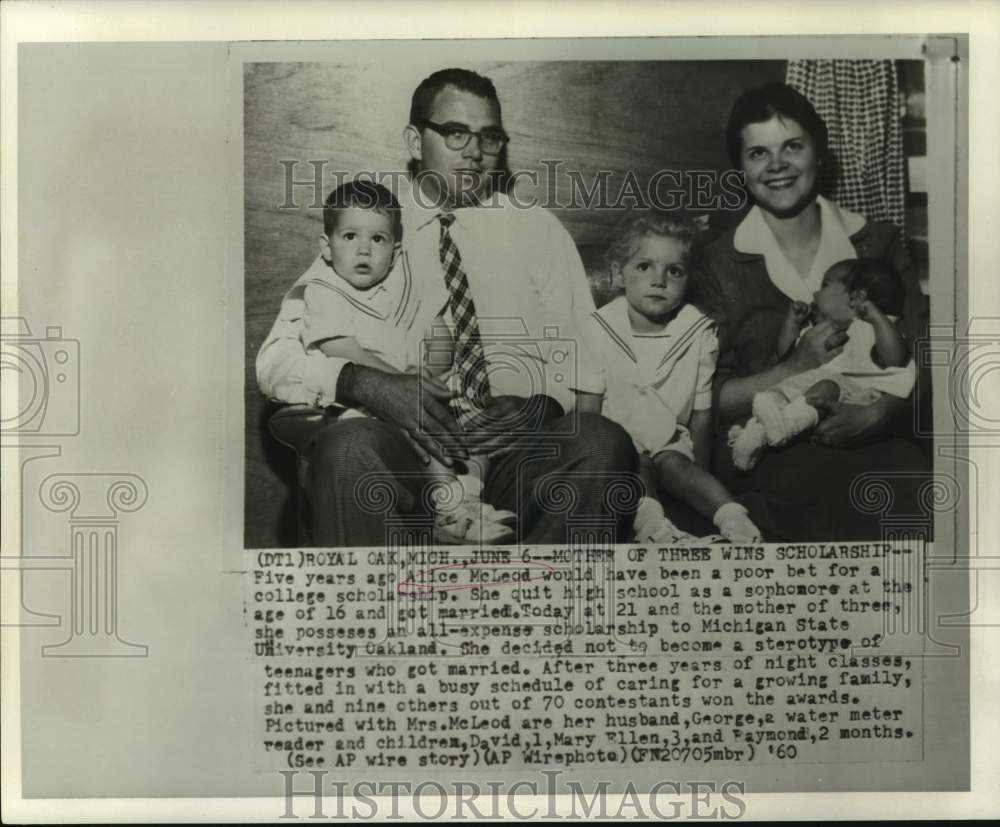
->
[535,207,601,416]
[314,334,468,465]
[335,364,465,465]
[256,276,348,407]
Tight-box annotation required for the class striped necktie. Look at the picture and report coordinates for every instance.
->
[438,212,490,423]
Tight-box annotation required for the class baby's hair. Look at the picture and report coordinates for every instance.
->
[831,258,906,317]
[323,180,402,240]
[606,210,711,314]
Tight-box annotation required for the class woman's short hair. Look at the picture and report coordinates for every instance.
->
[725,83,829,167]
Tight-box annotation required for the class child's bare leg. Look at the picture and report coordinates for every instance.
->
[654,451,761,543]
[654,451,732,520]
[632,455,695,543]
[637,454,658,499]
[803,378,841,408]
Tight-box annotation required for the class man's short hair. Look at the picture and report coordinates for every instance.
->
[843,258,906,317]
[322,180,402,239]
[409,68,502,125]
[725,82,829,168]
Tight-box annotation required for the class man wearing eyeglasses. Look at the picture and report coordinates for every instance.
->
[258,67,638,546]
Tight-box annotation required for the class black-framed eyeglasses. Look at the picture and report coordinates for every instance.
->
[416,120,509,155]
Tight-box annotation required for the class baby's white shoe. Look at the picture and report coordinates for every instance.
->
[729,418,768,471]
[781,396,820,440]
[633,496,696,544]
[713,502,762,544]
[753,392,818,447]
[752,392,789,445]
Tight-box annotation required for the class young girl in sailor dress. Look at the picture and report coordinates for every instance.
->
[574,212,761,544]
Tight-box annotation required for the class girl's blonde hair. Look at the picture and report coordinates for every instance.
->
[605,210,712,316]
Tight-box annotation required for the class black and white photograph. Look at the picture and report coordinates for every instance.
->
[2,2,996,822]
[245,57,937,549]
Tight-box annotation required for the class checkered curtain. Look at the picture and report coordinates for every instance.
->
[787,59,906,230]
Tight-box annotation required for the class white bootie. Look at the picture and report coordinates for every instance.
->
[729,419,768,471]
[633,496,696,544]
[753,392,818,447]
[713,502,762,544]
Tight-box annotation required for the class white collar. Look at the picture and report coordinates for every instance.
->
[400,180,510,233]
[400,180,444,233]
[602,295,707,337]
[733,195,866,303]
[303,254,390,301]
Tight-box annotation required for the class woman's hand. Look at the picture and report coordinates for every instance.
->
[788,320,848,371]
[810,398,888,447]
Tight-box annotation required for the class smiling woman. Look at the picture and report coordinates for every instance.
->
[740,118,819,218]
[703,83,931,541]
